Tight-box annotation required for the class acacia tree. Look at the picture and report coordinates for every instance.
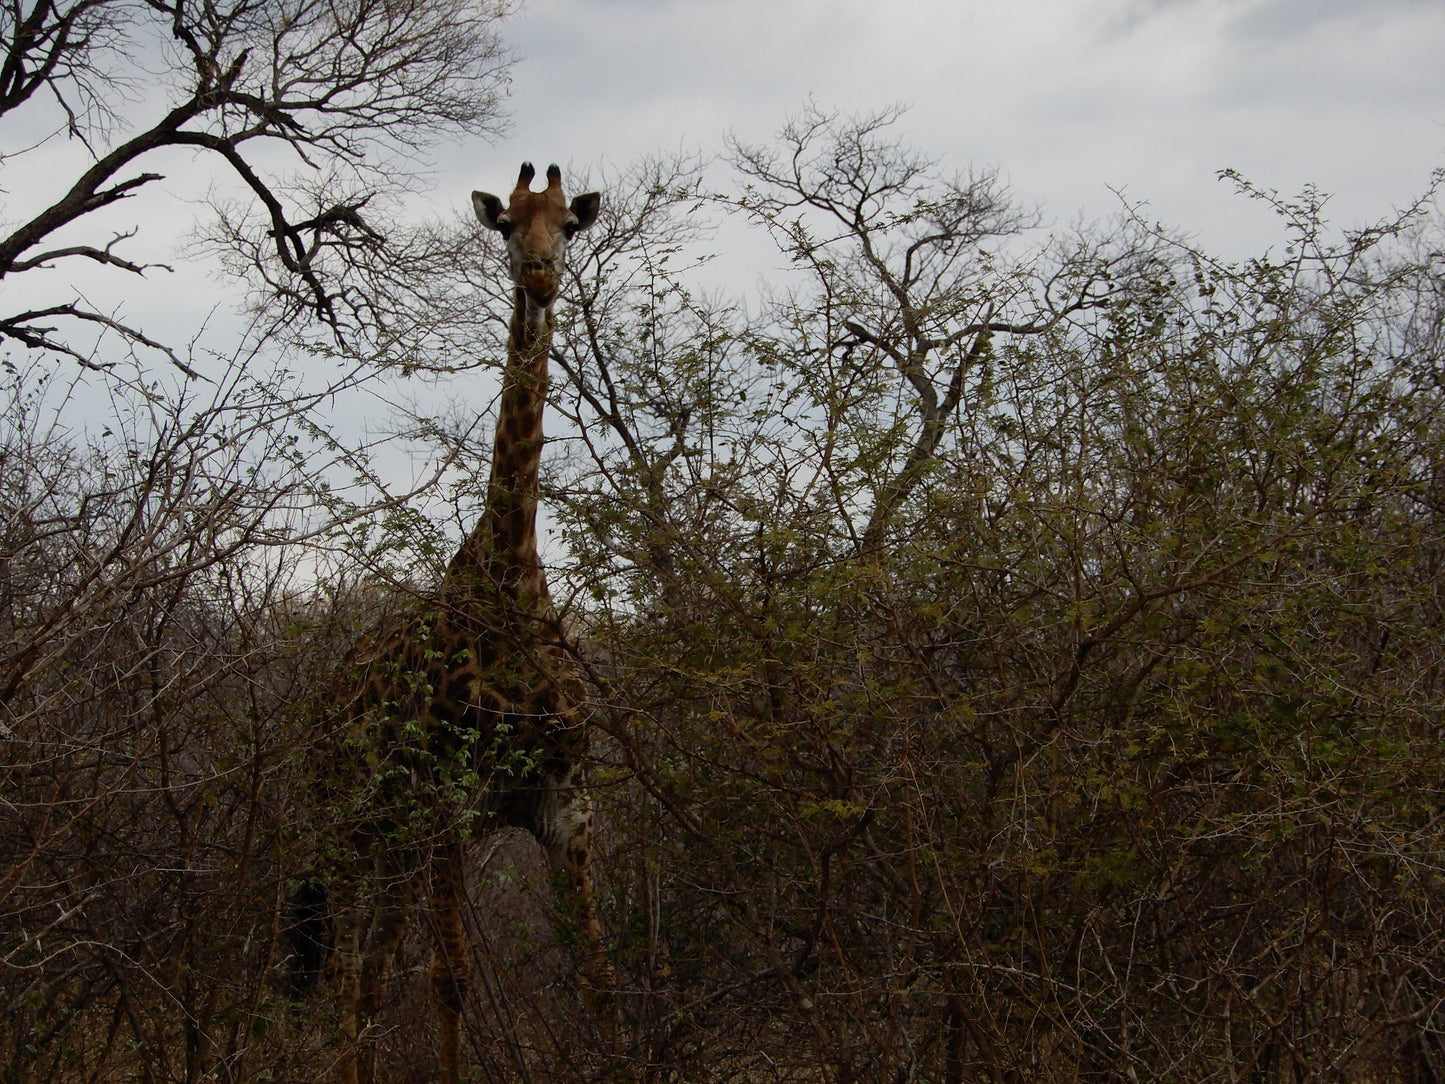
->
[0,1,519,1076]
[532,114,1445,1082]
[0,357,339,1080]
[727,104,1138,552]
[0,0,513,369]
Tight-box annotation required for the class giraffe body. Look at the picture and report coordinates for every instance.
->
[312,163,607,1084]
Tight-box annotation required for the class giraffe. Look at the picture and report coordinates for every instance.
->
[309,162,610,1084]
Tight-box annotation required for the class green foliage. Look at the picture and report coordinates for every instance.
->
[553,119,1445,1081]
[5,111,1445,1082]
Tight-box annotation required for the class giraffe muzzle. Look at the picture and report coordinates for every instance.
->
[520,263,559,306]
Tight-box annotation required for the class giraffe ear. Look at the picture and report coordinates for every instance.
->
[569,192,600,232]
[472,191,506,231]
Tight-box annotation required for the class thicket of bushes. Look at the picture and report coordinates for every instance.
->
[4,104,1444,1081]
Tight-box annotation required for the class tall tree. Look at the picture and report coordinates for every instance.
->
[0,0,513,370]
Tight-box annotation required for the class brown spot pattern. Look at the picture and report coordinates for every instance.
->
[313,165,618,1084]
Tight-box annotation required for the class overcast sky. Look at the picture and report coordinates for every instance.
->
[459,0,1445,261]
[6,0,1445,425]
[4,0,1442,557]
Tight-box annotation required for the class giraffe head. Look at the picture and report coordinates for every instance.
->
[473,162,600,316]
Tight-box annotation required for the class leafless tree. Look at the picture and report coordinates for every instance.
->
[0,0,514,371]
[727,105,1144,551]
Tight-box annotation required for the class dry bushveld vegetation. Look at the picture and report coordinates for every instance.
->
[2,3,1444,1081]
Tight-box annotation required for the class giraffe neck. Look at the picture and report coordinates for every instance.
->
[444,288,554,609]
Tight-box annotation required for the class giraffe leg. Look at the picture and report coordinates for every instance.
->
[534,771,622,1060]
[327,890,364,1084]
[430,841,472,1084]
[355,859,418,1084]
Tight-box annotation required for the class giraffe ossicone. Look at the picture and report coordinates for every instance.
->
[307,162,612,1084]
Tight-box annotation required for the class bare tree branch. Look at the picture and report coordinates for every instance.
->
[0,0,515,370]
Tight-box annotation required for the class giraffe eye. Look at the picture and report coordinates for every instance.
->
[562,219,579,239]
[497,218,513,240]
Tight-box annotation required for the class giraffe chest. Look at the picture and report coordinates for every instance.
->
[357,628,567,741]
[336,604,589,807]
